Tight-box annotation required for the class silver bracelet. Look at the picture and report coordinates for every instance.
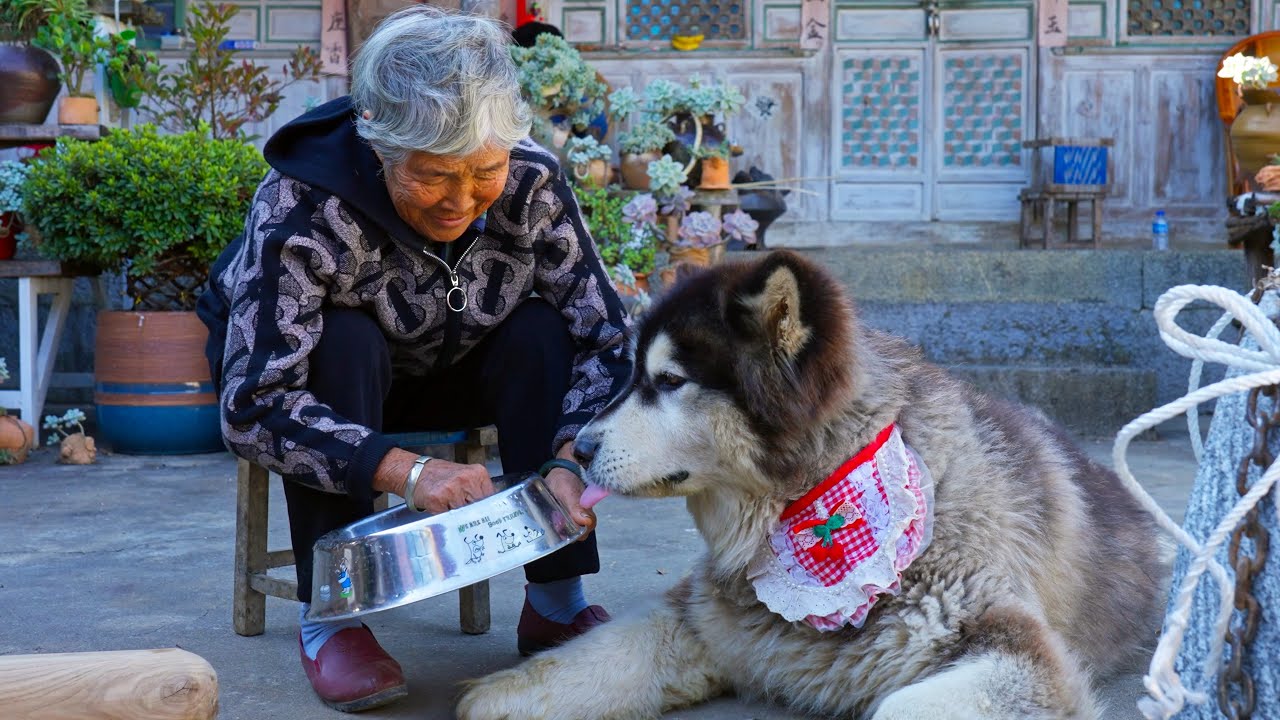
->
[403,455,432,512]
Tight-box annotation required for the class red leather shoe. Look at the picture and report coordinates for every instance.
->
[298,625,408,712]
[516,597,612,656]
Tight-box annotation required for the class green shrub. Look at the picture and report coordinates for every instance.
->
[22,124,267,310]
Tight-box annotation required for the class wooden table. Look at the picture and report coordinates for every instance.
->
[0,260,103,426]
[0,124,106,150]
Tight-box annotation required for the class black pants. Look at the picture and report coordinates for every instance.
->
[285,299,600,603]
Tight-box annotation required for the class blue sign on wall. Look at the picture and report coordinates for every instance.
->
[1052,145,1108,186]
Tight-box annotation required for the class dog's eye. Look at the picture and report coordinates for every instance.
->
[654,372,686,391]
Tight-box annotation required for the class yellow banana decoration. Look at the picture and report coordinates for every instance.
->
[671,34,704,51]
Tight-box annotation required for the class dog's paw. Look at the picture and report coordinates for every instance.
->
[456,659,562,720]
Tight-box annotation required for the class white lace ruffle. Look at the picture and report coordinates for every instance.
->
[747,428,934,630]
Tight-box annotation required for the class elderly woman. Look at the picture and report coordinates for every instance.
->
[196,6,629,712]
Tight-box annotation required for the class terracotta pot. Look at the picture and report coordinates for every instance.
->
[620,152,660,190]
[666,112,727,187]
[95,310,223,455]
[1232,89,1280,184]
[58,96,99,125]
[0,414,37,464]
[574,158,610,189]
[0,212,20,260]
[668,245,712,267]
[0,44,61,124]
[614,272,651,297]
[698,156,731,190]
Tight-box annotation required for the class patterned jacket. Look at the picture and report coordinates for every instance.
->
[196,97,631,502]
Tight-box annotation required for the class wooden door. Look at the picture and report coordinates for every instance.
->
[830,0,1034,222]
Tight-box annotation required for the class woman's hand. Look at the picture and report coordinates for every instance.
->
[544,442,596,536]
[411,458,496,513]
[372,448,494,514]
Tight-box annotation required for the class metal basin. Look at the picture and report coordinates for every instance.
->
[306,472,585,622]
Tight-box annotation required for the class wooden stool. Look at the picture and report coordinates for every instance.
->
[233,426,499,637]
[1018,189,1105,249]
[1018,137,1114,249]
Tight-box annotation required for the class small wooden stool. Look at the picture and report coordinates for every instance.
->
[1018,137,1114,249]
[233,426,499,637]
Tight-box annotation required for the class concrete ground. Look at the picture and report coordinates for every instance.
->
[1,427,1200,719]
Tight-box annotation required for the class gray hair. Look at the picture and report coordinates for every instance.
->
[351,5,532,166]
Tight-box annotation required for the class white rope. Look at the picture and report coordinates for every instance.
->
[1112,283,1280,720]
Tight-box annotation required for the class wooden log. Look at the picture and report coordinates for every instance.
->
[0,648,218,720]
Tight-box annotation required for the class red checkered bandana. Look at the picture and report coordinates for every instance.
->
[748,424,933,631]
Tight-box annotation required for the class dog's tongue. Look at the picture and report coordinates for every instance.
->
[580,483,611,509]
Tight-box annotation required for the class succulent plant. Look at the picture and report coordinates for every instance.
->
[641,79,682,118]
[566,135,612,166]
[608,86,641,119]
[646,155,688,198]
[0,161,30,215]
[619,121,676,155]
[511,34,608,132]
[622,193,659,226]
[722,209,759,245]
[658,186,696,216]
[676,211,723,248]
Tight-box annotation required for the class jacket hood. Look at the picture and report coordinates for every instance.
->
[262,96,481,258]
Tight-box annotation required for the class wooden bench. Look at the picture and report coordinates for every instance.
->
[233,426,499,636]
[1018,137,1114,249]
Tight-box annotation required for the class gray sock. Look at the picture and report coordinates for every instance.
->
[298,603,363,660]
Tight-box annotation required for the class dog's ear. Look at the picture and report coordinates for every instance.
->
[731,250,831,360]
[756,261,811,361]
[727,250,857,427]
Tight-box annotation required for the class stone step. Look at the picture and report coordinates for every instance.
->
[950,364,1158,438]
[798,247,1247,307]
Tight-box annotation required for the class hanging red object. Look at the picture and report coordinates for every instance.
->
[516,0,543,27]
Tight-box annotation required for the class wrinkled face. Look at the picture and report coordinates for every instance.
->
[383,145,509,242]
[575,328,762,499]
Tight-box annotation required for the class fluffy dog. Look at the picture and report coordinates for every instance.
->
[458,250,1164,719]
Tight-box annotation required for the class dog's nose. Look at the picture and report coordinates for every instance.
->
[573,433,599,467]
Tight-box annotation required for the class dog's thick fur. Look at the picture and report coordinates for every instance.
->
[457,251,1165,720]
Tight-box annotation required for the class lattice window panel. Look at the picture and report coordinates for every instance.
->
[624,0,747,41]
[1127,0,1249,36]
[941,54,1023,169]
[840,55,922,170]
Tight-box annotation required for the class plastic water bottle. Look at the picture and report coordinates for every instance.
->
[1152,210,1169,251]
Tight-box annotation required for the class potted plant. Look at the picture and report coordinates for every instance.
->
[0,0,68,124]
[566,135,612,189]
[33,0,104,124]
[0,358,38,464]
[609,87,676,190]
[694,143,733,190]
[1221,53,1280,183]
[669,76,745,187]
[575,186,658,292]
[609,76,746,188]
[43,407,95,464]
[670,208,758,268]
[21,124,268,454]
[102,28,158,110]
[510,33,609,152]
[0,160,30,260]
[645,155,690,242]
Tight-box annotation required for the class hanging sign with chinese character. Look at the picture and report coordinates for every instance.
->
[1037,0,1067,47]
[321,0,350,76]
[800,0,829,51]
